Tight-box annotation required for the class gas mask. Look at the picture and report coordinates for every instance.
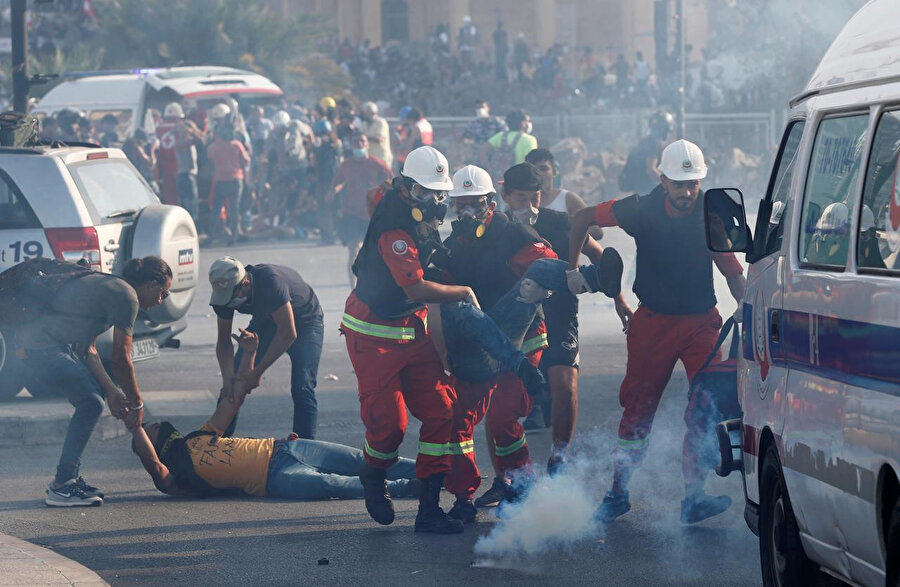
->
[524,121,533,134]
[408,184,449,224]
[510,205,540,226]
[352,148,368,158]
[451,196,491,239]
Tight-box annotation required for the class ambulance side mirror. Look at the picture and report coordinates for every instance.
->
[704,188,752,253]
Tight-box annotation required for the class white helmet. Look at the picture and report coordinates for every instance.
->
[361,101,378,116]
[272,110,291,128]
[210,103,232,120]
[163,102,184,118]
[401,146,453,191]
[659,139,708,181]
[815,202,850,232]
[450,165,494,198]
[861,204,876,231]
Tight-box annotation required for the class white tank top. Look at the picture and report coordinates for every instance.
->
[544,189,569,213]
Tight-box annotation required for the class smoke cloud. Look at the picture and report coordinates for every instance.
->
[472,374,738,564]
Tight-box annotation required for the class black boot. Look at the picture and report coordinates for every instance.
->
[448,497,478,523]
[359,463,394,525]
[414,474,464,534]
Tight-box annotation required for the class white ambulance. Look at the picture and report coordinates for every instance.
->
[705,1,900,585]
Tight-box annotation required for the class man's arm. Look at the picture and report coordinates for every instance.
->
[403,279,477,307]
[726,274,747,322]
[236,303,297,391]
[81,339,128,419]
[130,425,187,496]
[111,327,143,427]
[216,316,236,397]
[210,330,257,430]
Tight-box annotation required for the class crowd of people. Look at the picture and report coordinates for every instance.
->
[330,17,729,117]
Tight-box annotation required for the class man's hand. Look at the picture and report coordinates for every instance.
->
[231,328,259,353]
[732,306,744,324]
[566,269,590,295]
[124,404,144,430]
[106,389,128,420]
[614,296,634,333]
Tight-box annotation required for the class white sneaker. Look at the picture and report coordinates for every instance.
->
[45,479,103,507]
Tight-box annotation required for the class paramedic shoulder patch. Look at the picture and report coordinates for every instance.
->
[392,239,409,255]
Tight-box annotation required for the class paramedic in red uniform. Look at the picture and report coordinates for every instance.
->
[155,103,183,206]
[568,139,747,525]
[437,164,560,519]
[341,145,476,535]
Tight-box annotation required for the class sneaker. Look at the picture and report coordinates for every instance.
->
[74,476,104,499]
[45,480,103,507]
[547,455,567,477]
[474,477,510,508]
[448,498,478,523]
[517,359,548,398]
[680,493,732,524]
[596,490,630,523]
[581,247,624,298]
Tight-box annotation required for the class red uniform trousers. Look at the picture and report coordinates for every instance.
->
[614,305,723,480]
[344,329,456,479]
[445,332,544,500]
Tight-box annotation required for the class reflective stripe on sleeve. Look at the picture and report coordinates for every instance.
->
[521,332,549,354]
[341,313,417,341]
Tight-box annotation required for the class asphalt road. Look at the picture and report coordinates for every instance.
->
[0,233,763,586]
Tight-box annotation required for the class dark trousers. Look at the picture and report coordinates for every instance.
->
[26,346,104,485]
[226,313,324,439]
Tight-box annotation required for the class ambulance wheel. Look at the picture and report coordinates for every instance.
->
[887,499,900,587]
[0,324,26,401]
[759,443,817,586]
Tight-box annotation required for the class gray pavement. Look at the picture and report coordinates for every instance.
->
[0,236,762,585]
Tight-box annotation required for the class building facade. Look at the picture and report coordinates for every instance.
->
[267,0,709,64]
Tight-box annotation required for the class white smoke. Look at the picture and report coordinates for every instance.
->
[472,371,739,563]
[473,459,600,557]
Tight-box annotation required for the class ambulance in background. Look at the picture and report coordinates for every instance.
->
[703,1,900,585]
[31,66,283,138]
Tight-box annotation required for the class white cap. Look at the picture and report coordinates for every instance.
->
[450,165,494,198]
[361,101,378,116]
[164,102,184,118]
[272,110,291,128]
[815,202,849,232]
[208,256,246,306]
[210,103,232,120]
[659,139,708,181]
[401,146,453,191]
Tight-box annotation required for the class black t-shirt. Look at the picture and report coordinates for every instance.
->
[212,264,322,324]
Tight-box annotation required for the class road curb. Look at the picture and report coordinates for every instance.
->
[0,532,107,586]
[0,399,126,448]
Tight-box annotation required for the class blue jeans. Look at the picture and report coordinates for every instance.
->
[266,438,416,499]
[26,346,104,485]
[176,172,199,220]
[441,258,570,383]
[228,313,324,439]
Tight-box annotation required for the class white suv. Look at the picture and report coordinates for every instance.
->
[0,144,199,400]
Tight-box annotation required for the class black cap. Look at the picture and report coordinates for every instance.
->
[503,162,543,192]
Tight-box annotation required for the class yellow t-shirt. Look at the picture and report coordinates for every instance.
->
[185,422,274,496]
[488,131,539,165]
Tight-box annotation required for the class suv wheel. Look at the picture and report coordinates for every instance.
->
[0,324,26,401]
[759,443,817,586]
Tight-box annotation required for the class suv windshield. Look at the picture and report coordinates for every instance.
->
[68,159,157,223]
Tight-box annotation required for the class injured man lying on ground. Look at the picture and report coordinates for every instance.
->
[129,330,419,500]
